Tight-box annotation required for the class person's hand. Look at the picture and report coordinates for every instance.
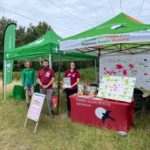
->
[69,85,74,89]
[42,85,46,89]
[44,85,49,89]
[62,85,65,89]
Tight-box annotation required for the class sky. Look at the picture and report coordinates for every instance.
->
[0,0,150,37]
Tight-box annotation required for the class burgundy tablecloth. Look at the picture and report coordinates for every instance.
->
[70,95,135,132]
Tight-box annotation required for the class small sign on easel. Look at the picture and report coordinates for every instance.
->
[24,93,45,133]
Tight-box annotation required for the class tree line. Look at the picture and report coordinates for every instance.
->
[0,16,96,71]
[0,16,51,69]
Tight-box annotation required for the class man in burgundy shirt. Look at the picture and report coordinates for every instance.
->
[38,59,55,115]
[63,62,80,116]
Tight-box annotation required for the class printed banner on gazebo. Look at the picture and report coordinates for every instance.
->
[60,31,150,50]
[100,54,150,90]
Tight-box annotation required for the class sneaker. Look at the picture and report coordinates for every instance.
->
[51,109,54,115]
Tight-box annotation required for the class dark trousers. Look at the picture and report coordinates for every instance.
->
[64,88,77,113]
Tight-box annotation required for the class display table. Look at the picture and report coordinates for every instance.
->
[10,85,25,100]
[70,95,135,132]
[10,84,40,100]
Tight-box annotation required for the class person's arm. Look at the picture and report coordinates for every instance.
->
[21,70,25,86]
[38,78,43,86]
[62,71,67,89]
[33,70,37,85]
[70,78,80,88]
[70,71,80,88]
[45,77,55,88]
[37,70,43,87]
[64,71,67,77]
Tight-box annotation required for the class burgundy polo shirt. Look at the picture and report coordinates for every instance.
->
[38,68,55,89]
[64,69,80,90]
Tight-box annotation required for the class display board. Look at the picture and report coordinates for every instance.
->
[100,54,150,90]
[63,77,71,88]
[97,75,136,102]
[27,93,45,122]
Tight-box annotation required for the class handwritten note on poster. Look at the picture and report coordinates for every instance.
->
[97,76,136,102]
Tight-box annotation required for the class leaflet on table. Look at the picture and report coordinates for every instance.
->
[78,95,94,98]
[77,84,84,96]
[63,77,71,88]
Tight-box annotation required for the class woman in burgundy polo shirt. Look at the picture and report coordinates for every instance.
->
[64,62,80,116]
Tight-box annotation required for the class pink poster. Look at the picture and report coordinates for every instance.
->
[100,54,150,90]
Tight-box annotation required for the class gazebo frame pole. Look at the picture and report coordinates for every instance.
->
[3,54,6,101]
[98,49,101,85]
[49,54,52,68]
[94,59,97,83]
[57,51,61,114]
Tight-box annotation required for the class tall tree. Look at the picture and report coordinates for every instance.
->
[16,26,26,47]
[25,22,51,43]
[0,17,51,69]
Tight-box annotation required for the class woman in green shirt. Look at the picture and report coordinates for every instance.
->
[22,61,36,107]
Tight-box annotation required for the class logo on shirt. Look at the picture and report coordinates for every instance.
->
[67,73,76,77]
[46,72,51,78]
[6,63,11,72]
[72,73,76,77]
[67,73,71,77]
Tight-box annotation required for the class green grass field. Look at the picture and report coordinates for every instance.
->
[0,68,150,150]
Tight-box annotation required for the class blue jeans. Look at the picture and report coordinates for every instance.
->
[24,84,34,90]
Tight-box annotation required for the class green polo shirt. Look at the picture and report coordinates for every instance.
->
[22,68,36,85]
